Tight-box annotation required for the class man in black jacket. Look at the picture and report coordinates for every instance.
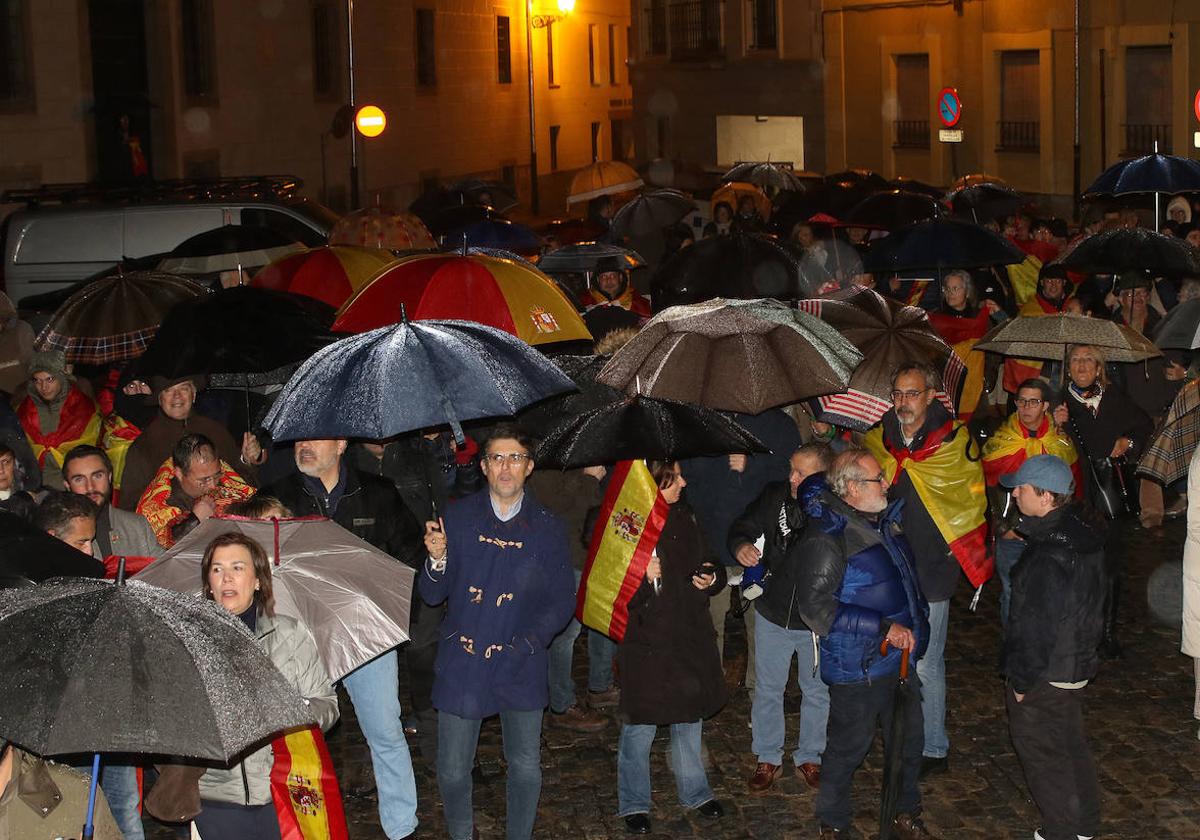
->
[727,442,831,794]
[1000,455,1105,840]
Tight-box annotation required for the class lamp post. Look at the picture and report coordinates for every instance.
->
[347,0,359,209]
[526,0,574,216]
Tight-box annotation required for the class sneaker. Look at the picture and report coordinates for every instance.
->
[586,686,621,710]
[747,761,783,793]
[892,812,940,840]
[546,704,608,733]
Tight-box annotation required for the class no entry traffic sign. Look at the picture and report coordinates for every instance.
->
[938,87,962,129]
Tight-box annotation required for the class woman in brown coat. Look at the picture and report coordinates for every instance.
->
[616,461,728,835]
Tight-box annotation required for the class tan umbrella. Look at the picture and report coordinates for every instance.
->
[328,206,436,250]
[566,160,643,205]
[974,313,1162,363]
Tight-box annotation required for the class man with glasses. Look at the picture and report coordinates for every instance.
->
[420,422,576,840]
[864,362,988,781]
[982,379,1079,625]
[794,448,935,839]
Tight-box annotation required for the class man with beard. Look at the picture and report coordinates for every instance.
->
[864,362,989,780]
[62,444,160,563]
[262,438,424,840]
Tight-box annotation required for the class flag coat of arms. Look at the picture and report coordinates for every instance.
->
[271,725,349,840]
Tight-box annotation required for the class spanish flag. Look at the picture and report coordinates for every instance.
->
[101,413,141,494]
[577,460,668,642]
[865,420,992,588]
[271,725,349,840]
[926,308,991,421]
[17,387,102,470]
[981,414,1083,496]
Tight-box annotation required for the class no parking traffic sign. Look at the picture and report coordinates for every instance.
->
[938,87,962,129]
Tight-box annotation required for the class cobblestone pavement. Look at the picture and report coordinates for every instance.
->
[147,519,1199,839]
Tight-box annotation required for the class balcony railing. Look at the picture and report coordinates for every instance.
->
[997,121,1040,151]
[893,120,929,149]
[1123,123,1172,155]
[745,0,776,51]
[644,3,668,56]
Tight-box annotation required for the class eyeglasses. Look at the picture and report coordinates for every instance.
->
[851,473,887,485]
[890,388,930,402]
[1014,398,1044,407]
[484,453,531,466]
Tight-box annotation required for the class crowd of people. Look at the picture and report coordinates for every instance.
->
[0,193,1198,840]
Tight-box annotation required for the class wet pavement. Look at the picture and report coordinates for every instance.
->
[147,518,1199,839]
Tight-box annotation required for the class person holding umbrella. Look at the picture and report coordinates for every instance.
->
[0,740,124,839]
[615,460,727,834]
[196,530,338,838]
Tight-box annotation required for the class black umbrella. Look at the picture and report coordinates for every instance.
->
[609,189,695,239]
[157,224,303,274]
[879,640,919,840]
[0,510,105,582]
[861,218,1025,275]
[537,242,646,275]
[450,179,519,212]
[534,395,767,469]
[888,177,945,200]
[1056,227,1200,276]
[720,162,804,193]
[518,354,621,437]
[826,169,891,192]
[1084,152,1200,196]
[649,231,808,310]
[843,190,943,231]
[263,318,576,443]
[947,183,1025,223]
[420,203,504,237]
[637,158,717,193]
[1151,298,1200,350]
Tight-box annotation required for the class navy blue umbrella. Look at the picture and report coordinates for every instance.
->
[1084,152,1200,196]
[263,319,576,443]
[446,219,542,254]
[861,218,1024,274]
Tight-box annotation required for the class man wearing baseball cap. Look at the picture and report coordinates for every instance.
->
[999,454,1106,840]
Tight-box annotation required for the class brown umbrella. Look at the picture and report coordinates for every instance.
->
[974,313,1162,363]
[595,297,861,415]
[1137,379,1200,485]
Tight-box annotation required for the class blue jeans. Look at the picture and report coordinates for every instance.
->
[549,570,583,712]
[437,708,543,840]
[995,537,1026,628]
[617,721,714,816]
[916,599,950,759]
[751,614,829,766]
[70,760,142,840]
[588,630,617,692]
[342,650,419,839]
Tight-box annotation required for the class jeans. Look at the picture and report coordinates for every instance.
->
[1007,683,1100,840]
[995,538,1026,628]
[438,708,544,840]
[816,674,924,830]
[588,630,617,692]
[916,598,949,759]
[342,650,419,839]
[750,614,829,766]
[71,760,142,840]
[549,570,584,712]
[616,721,714,817]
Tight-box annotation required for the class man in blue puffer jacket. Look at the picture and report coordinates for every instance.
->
[794,447,937,840]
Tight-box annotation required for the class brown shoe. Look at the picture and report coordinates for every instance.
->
[892,812,940,840]
[796,761,820,789]
[586,686,621,710]
[747,761,783,793]
[817,825,841,838]
[546,704,608,733]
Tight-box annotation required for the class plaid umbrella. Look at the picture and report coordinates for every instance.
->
[1138,379,1200,485]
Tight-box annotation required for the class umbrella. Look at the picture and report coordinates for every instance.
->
[421,204,504,237]
[951,173,1009,190]
[534,394,767,469]
[519,353,621,428]
[1055,227,1200,276]
[888,177,945,200]
[878,640,918,840]
[263,318,577,443]
[450,179,520,213]
[137,516,416,682]
[566,160,643,205]
[947,182,1025,223]
[637,158,716,193]
[157,224,304,274]
[537,242,646,275]
[327,206,436,250]
[826,169,891,192]
[0,510,105,582]
[250,245,399,309]
[842,190,943,230]
[1084,152,1200,196]
[1151,298,1200,349]
[133,286,336,380]
[720,162,803,193]
[649,231,807,310]
[861,218,1025,275]
[711,181,772,220]
[796,289,964,431]
[798,238,866,295]
[445,218,543,255]
[974,313,1162,364]
[539,217,609,246]
[35,271,209,364]
[0,577,313,759]
[1137,380,1200,485]
[609,189,695,239]
[596,297,861,414]
[331,252,591,345]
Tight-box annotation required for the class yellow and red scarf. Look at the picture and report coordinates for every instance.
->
[136,457,254,548]
[981,413,1082,495]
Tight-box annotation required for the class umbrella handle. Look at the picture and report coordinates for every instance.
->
[82,752,101,839]
[880,639,910,680]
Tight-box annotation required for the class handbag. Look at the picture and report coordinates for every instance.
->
[1087,456,1138,520]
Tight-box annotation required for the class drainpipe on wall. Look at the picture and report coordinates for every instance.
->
[1073,0,1081,221]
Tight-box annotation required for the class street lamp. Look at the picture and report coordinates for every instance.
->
[526,0,573,215]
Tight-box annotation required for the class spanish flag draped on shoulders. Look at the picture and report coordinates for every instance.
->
[136,456,254,548]
[981,412,1082,493]
[925,306,992,422]
[864,401,992,595]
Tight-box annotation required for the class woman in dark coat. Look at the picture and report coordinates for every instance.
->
[616,461,728,835]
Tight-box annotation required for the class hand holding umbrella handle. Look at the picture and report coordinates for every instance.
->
[880,639,910,680]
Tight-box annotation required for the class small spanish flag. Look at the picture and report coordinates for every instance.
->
[271,725,349,840]
[577,460,668,642]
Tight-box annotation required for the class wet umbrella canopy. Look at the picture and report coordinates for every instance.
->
[537,242,646,275]
[0,510,105,583]
[0,578,313,760]
[975,313,1161,364]
[842,190,943,231]
[1056,227,1200,276]
[609,189,695,240]
[649,232,808,309]
[157,224,304,275]
[1084,151,1200,196]
[862,217,1025,274]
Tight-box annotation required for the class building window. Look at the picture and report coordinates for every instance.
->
[998,50,1040,151]
[591,122,601,161]
[668,0,723,62]
[893,54,929,149]
[549,125,561,170]
[0,0,32,111]
[644,1,667,57]
[745,0,777,51]
[497,16,512,84]
[588,24,598,85]
[1124,45,1172,154]
[181,0,217,101]
[546,22,558,87]
[608,24,617,85]
[415,8,436,87]
[312,2,340,99]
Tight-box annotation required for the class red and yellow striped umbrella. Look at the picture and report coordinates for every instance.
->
[251,245,399,309]
[333,252,591,345]
[328,207,436,250]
